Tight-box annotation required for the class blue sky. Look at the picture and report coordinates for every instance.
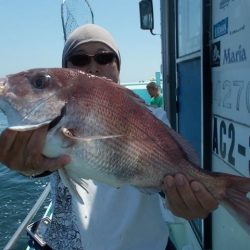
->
[0,0,161,83]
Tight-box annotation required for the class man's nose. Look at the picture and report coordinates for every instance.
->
[86,60,99,74]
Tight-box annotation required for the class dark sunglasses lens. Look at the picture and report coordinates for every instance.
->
[95,53,116,65]
[68,55,90,66]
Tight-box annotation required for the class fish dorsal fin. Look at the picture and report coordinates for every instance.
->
[61,127,123,142]
[105,81,151,110]
[167,128,201,167]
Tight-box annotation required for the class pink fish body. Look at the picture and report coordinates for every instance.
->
[0,68,250,231]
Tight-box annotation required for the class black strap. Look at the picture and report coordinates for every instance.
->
[159,191,166,198]
[32,171,53,178]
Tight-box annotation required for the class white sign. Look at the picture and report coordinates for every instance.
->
[212,0,250,176]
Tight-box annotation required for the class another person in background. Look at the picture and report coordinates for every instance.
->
[147,81,163,107]
[0,24,218,250]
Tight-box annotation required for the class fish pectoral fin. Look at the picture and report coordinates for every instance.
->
[72,177,89,193]
[61,127,123,142]
[58,167,89,204]
[8,120,52,131]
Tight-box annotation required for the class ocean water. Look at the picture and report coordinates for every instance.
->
[0,112,50,250]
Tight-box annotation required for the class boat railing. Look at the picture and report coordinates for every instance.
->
[4,183,51,250]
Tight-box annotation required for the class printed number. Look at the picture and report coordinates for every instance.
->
[247,81,250,113]
[215,80,250,113]
[233,80,244,111]
[222,80,232,109]
[213,80,221,106]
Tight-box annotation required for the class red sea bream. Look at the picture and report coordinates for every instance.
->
[0,68,250,231]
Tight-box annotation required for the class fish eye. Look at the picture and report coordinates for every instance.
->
[32,74,51,89]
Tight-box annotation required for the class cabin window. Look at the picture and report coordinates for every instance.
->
[177,0,201,57]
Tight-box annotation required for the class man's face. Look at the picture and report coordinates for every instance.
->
[66,42,119,83]
[147,87,157,97]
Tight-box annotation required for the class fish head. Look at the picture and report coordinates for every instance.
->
[0,68,76,128]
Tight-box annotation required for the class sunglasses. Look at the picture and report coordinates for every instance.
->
[67,52,117,67]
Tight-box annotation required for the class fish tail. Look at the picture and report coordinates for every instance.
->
[215,173,250,232]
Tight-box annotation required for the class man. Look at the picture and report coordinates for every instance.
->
[147,81,163,107]
[0,24,218,250]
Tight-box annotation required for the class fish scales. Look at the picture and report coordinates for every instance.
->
[68,88,171,184]
[76,93,180,186]
[89,87,186,174]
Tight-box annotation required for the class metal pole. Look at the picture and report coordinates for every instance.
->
[84,0,95,24]
[61,0,67,42]
[4,183,51,250]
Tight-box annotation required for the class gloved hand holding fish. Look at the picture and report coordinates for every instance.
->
[0,68,250,231]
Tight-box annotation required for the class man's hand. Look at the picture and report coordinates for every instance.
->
[0,125,71,176]
[162,174,218,220]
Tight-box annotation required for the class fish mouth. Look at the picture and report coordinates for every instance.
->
[48,105,66,130]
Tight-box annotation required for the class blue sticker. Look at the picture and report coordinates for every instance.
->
[214,18,228,39]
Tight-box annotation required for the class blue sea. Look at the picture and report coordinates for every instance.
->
[0,112,50,250]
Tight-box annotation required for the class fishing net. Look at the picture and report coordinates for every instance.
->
[61,0,94,41]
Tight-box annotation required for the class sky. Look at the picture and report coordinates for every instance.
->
[0,0,162,83]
